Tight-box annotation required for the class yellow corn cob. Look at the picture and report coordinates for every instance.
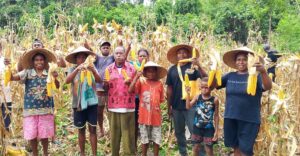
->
[192,48,196,58]
[139,59,146,71]
[121,69,129,81]
[133,62,140,70]
[184,74,190,87]
[178,58,192,63]
[105,69,110,81]
[207,70,216,87]
[80,71,85,83]
[80,23,89,33]
[247,75,253,95]
[5,146,27,156]
[4,66,11,86]
[51,81,56,90]
[268,73,274,80]
[215,69,222,86]
[251,75,257,96]
[86,70,93,86]
[131,50,136,60]
[47,83,52,97]
[278,89,285,100]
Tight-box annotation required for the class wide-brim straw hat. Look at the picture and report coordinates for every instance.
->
[143,61,167,79]
[167,44,199,64]
[65,46,96,64]
[223,47,264,69]
[22,48,57,69]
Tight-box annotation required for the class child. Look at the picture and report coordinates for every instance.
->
[8,48,59,156]
[186,77,219,156]
[65,46,100,156]
[129,61,167,156]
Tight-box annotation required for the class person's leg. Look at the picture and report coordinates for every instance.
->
[153,143,159,156]
[142,143,149,156]
[41,138,49,156]
[224,118,239,152]
[78,127,86,156]
[135,97,140,150]
[172,109,187,155]
[97,105,105,137]
[234,148,241,156]
[30,139,38,156]
[237,120,260,156]
[193,144,200,156]
[121,112,136,155]
[88,125,97,156]
[204,145,214,156]
[109,112,121,156]
[186,107,196,136]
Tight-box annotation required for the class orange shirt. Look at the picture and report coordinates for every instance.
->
[135,79,164,126]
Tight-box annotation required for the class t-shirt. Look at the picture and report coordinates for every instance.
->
[217,72,264,124]
[135,79,164,126]
[194,95,215,129]
[94,55,114,91]
[0,56,12,103]
[166,63,201,110]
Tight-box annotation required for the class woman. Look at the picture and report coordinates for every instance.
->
[218,47,272,156]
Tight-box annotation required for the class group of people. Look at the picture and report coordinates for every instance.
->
[0,39,272,156]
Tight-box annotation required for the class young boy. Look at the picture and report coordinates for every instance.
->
[65,46,101,156]
[129,61,167,156]
[186,77,219,156]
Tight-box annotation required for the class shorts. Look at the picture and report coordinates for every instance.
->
[73,105,98,128]
[139,124,161,145]
[191,126,215,145]
[97,91,108,107]
[224,118,260,155]
[23,114,55,140]
[1,102,12,130]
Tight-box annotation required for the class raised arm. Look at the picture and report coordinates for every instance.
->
[128,71,142,93]
[213,97,219,141]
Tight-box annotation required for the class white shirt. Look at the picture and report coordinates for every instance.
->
[0,56,12,103]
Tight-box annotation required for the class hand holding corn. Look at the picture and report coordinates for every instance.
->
[207,49,222,87]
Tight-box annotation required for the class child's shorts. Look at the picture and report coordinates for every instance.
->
[73,105,98,128]
[191,126,215,146]
[224,118,260,156]
[23,114,54,140]
[139,124,161,145]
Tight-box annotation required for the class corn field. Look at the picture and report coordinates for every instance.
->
[0,11,300,156]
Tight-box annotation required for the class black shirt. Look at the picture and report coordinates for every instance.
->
[166,63,201,110]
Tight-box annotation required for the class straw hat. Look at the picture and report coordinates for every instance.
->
[167,44,199,64]
[65,46,96,64]
[223,47,264,69]
[22,48,57,69]
[143,61,167,79]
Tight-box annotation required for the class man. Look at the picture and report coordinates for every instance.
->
[94,40,114,137]
[0,43,12,131]
[105,46,136,156]
[263,44,281,81]
[166,44,207,156]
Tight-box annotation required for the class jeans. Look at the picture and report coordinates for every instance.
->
[172,108,195,155]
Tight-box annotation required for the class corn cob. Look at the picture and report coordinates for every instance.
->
[278,89,285,100]
[121,69,130,81]
[104,68,110,81]
[184,74,190,87]
[5,146,27,156]
[269,73,274,80]
[80,70,85,83]
[46,63,58,97]
[130,50,136,60]
[133,62,140,70]
[215,69,222,86]
[86,70,93,86]
[47,83,53,97]
[3,66,11,86]
[247,67,258,96]
[178,58,192,63]
[207,70,216,87]
[192,48,196,58]
[139,59,146,71]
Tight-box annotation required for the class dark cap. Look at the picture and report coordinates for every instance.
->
[99,40,111,47]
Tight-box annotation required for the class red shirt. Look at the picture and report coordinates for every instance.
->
[135,79,164,126]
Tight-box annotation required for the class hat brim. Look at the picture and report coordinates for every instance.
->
[65,51,96,64]
[22,48,57,69]
[223,49,264,69]
[143,66,167,79]
[167,44,199,64]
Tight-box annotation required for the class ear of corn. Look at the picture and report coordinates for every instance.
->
[80,23,89,33]
[47,83,53,97]
[5,146,27,156]
[80,70,85,83]
[207,70,216,87]
[105,68,110,81]
[215,69,222,86]
[269,73,274,80]
[184,74,190,87]
[246,68,258,96]
[192,48,196,58]
[3,66,11,86]
[131,50,136,60]
[86,70,93,86]
[178,58,192,63]
[133,62,140,70]
[139,59,146,71]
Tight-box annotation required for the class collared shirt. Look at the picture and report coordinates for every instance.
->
[0,56,12,103]
[94,55,114,91]
[135,79,164,126]
[107,62,136,113]
[18,69,54,117]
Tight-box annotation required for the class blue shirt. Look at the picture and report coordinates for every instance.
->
[218,72,264,124]
[194,95,215,129]
[94,55,114,91]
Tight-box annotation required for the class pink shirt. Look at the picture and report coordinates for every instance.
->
[107,62,136,110]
